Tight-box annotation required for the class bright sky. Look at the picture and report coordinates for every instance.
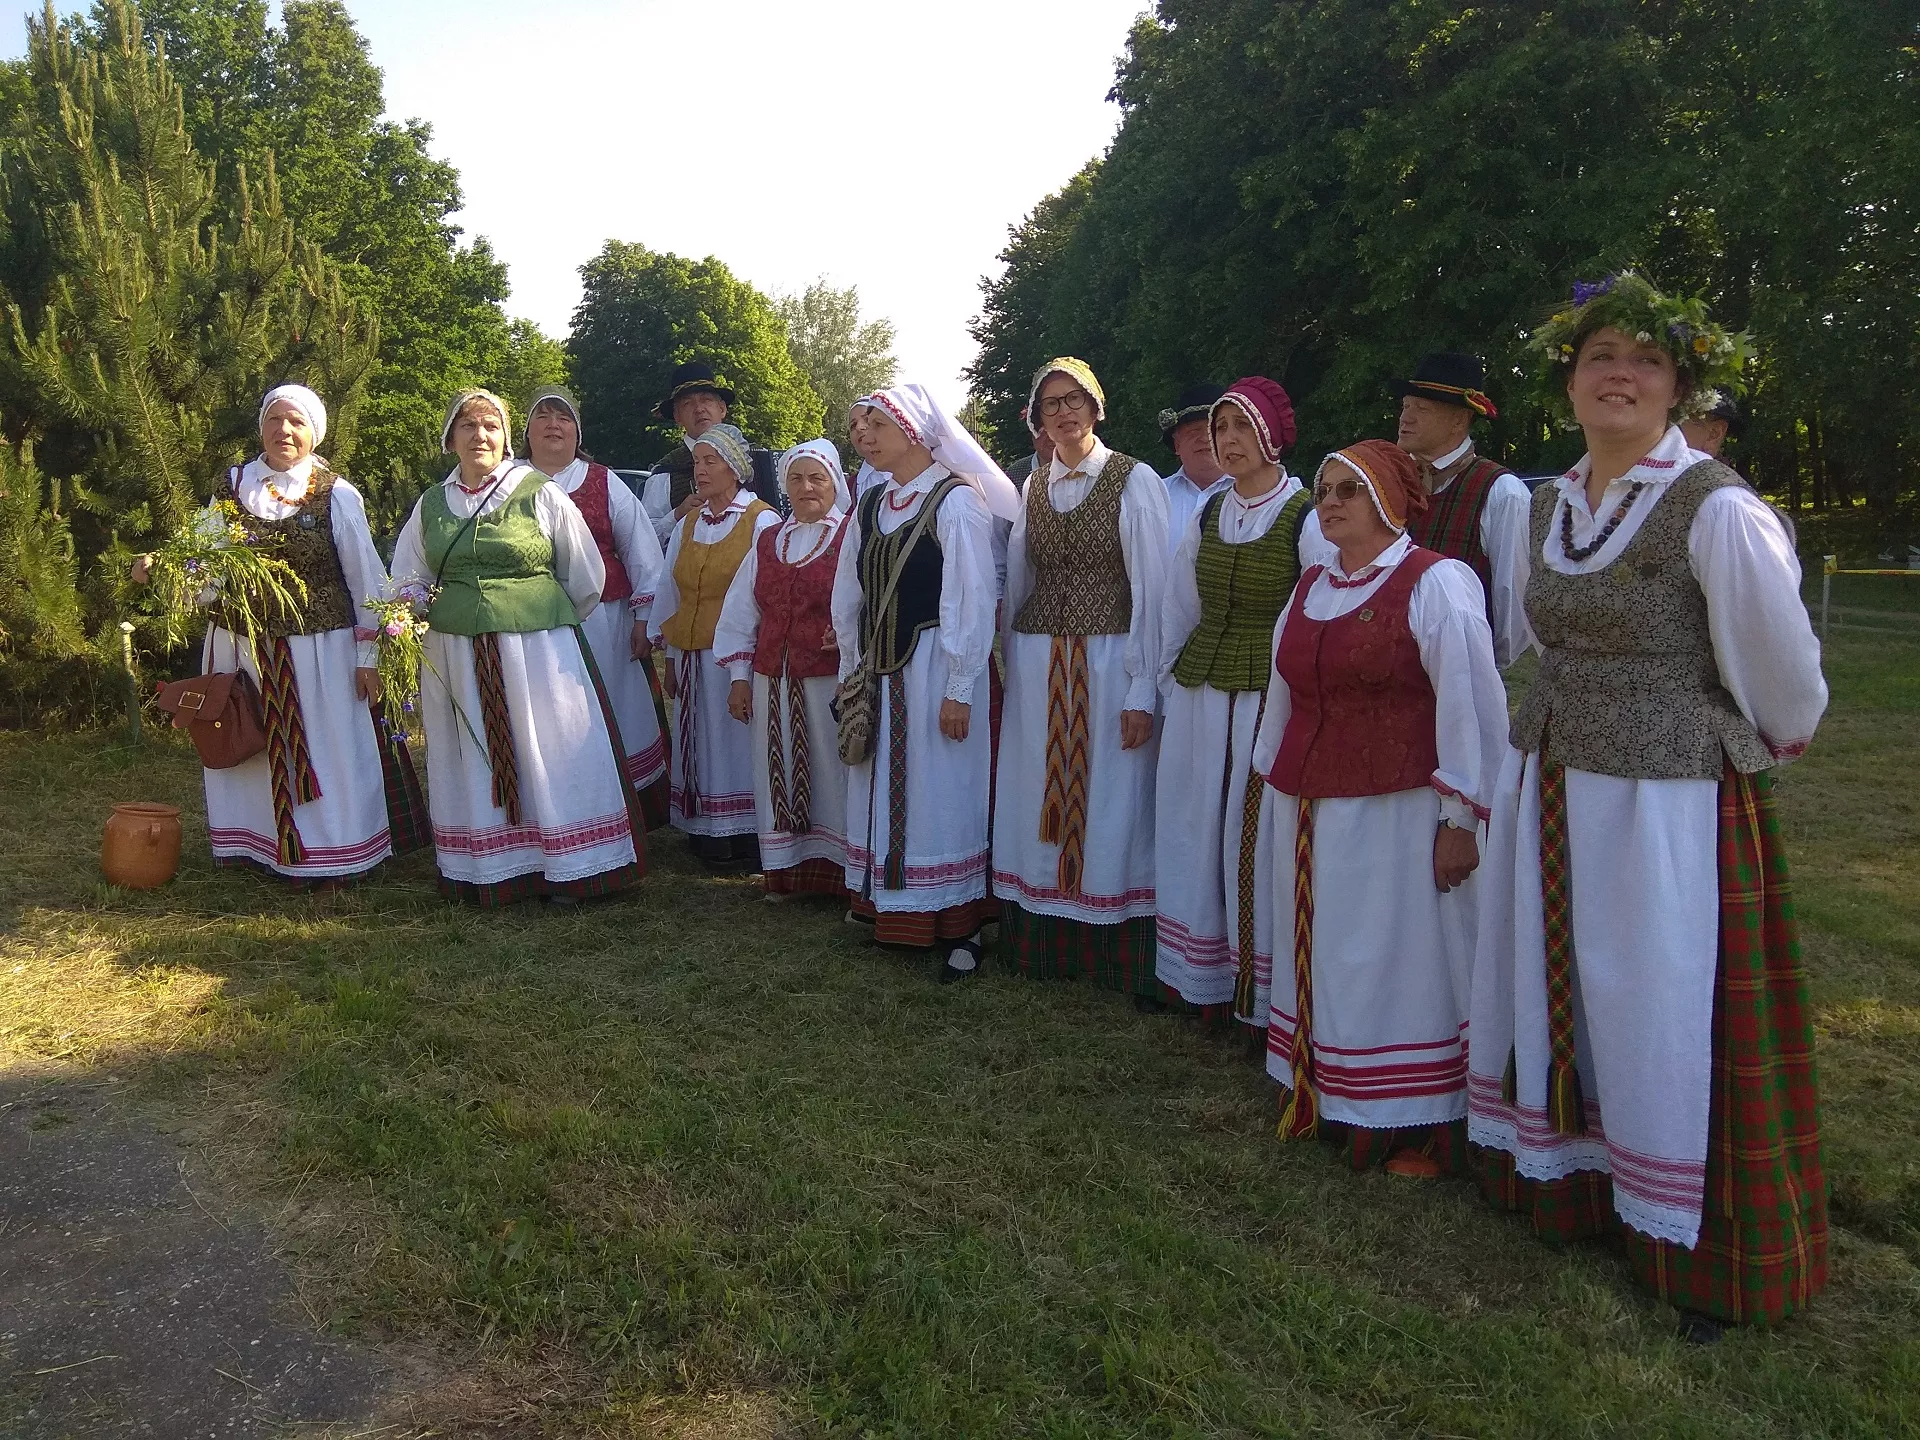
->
[7,1,1149,412]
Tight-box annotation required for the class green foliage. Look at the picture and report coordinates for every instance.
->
[970,0,1919,520]
[124,0,513,528]
[774,277,896,454]
[493,318,571,437]
[569,241,825,466]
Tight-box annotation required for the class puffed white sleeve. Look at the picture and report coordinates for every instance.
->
[641,467,676,549]
[1001,494,1034,640]
[935,486,996,705]
[608,473,665,624]
[651,517,684,652]
[326,479,389,668]
[1297,505,1339,571]
[388,496,430,597]
[1409,558,1510,828]
[1251,594,1298,782]
[1480,471,1538,668]
[536,481,606,619]
[713,540,762,682]
[1690,486,1827,762]
[830,507,865,681]
[1159,502,1206,694]
[1119,460,1171,713]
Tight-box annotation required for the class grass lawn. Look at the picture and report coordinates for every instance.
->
[3,576,1917,1437]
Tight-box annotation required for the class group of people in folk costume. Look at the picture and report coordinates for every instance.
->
[158,272,1827,1334]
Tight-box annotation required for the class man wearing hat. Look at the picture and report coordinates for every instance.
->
[1391,352,1533,668]
[639,360,782,547]
[1002,405,1055,493]
[1158,383,1230,561]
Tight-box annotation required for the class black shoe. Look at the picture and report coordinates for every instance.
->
[939,934,985,984]
[1677,1310,1726,1346]
[1132,992,1165,1013]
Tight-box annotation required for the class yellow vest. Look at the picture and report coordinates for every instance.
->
[660,498,772,652]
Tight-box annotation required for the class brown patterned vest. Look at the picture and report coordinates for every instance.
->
[1511,458,1776,779]
[1012,449,1136,636]
[217,463,355,639]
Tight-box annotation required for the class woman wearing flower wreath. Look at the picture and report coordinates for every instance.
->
[994,358,1170,1000]
[390,388,646,904]
[711,440,856,900]
[649,422,780,867]
[1466,274,1828,1333]
[1250,440,1509,1178]
[831,384,1020,979]
[522,384,672,831]
[137,384,427,884]
[1153,378,1334,1030]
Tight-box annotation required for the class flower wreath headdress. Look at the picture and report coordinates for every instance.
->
[1527,271,1754,429]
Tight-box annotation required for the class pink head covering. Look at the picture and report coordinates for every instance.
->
[1209,376,1297,465]
[852,383,1022,521]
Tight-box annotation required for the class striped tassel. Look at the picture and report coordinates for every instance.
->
[1538,749,1587,1136]
[257,634,317,866]
[768,673,812,836]
[1039,636,1072,846]
[1231,693,1269,1021]
[786,674,811,833]
[677,650,701,820]
[1278,794,1319,1140]
[473,632,522,826]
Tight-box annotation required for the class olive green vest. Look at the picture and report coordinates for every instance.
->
[1171,487,1312,692]
[422,469,580,636]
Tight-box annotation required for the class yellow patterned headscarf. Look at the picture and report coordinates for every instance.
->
[440,388,512,452]
[1027,356,1107,424]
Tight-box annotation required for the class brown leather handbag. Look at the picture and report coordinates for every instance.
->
[155,669,268,769]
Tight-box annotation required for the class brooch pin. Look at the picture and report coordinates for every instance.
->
[298,513,317,530]
[1358,608,1375,622]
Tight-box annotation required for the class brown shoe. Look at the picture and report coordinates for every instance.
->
[1384,1149,1444,1179]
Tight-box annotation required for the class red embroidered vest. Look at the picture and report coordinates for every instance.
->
[569,462,633,602]
[752,519,847,680]
[1265,549,1443,799]
[1407,455,1503,617]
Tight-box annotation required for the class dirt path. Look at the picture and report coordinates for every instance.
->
[1,1065,410,1438]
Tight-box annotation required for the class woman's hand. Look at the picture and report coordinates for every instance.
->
[130,555,152,585]
[727,679,752,724]
[820,626,838,653]
[939,699,971,742]
[355,667,383,705]
[630,620,652,661]
[1119,709,1153,750]
[660,659,678,700]
[1433,823,1479,892]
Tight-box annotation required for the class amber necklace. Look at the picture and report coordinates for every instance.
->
[780,517,836,566]
[1561,481,1647,562]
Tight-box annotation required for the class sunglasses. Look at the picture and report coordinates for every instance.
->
[1313,477,1370,505]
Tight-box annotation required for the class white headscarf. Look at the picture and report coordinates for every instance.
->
[441,388,512,452]
[852,383,1021,522]
[259,384,327,446]
[778,439,850,513]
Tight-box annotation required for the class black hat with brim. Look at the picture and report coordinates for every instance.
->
[656,360,737,423]
[1158,382,1228,446]
[1389,351,1499,418]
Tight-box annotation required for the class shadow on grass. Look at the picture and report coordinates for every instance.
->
[3,650,1919,1437]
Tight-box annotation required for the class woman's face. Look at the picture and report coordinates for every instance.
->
[786,458,837,524]
[261,400,315,472]
[1568,326,1683,445]
[1210,404,1269,480]
[526,401,579,472]
[692,443,741,505]
[854,406,917,472]
[452,403,506,475]
[1314,458,1396,555]
[1036,371,1095,453]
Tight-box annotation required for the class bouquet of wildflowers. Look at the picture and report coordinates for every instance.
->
[145,499,307,647]
[366,581,435,739]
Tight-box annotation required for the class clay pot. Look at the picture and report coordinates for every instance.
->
[101,802,182,889]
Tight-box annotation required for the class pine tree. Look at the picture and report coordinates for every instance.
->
[3,0,376,543]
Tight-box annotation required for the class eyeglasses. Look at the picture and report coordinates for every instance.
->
[1038,391,1091,417]
[1313,477,1370,505]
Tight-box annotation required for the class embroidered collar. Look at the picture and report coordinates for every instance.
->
[700,491,750,524]
[1557,424,1706,507]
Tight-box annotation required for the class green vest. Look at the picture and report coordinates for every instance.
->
[1171,487,1311,692]
[421,469,580,636]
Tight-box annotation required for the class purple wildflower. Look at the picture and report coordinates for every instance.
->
[1571,277,1616,307]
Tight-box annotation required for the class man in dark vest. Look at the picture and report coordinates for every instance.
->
[1391,351,1534,667]
[639,360,782,547]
